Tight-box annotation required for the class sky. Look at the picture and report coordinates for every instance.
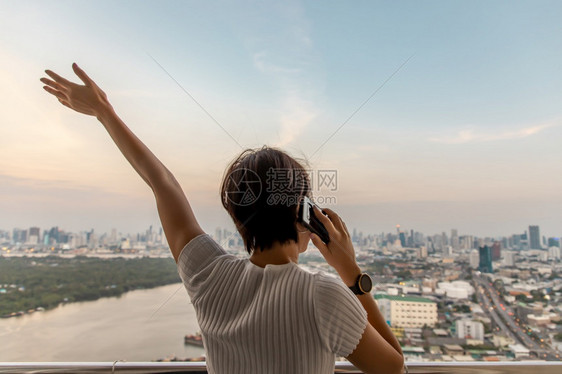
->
[0,0,561,239]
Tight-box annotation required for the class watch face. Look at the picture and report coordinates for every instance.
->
[359,274,373,293]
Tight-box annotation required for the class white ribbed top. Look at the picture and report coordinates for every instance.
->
[177,234,367,374]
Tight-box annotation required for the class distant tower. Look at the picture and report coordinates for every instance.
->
[399,232,406,247]
[451,229,459,250]
[479,246,493,273]
[29,227,40,238]
[442,232,448,246]
[529,225,541,249]
[469,249,479,268]
[28,227,41,244]
[396,225,406,247]
[491,241,501,261]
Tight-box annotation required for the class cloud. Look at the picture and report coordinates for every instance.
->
[252,51,302,75]
[246,2,321,148]
[429,121,560,144]
[252,48,318,148]
[275,94,317,147]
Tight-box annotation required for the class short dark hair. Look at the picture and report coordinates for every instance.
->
[220,146,311,254]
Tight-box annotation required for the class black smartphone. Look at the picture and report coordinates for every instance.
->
[298,196,330,243]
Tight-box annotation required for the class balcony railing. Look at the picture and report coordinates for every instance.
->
[0,361,561,373]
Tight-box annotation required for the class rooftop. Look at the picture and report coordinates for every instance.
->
[375,294,435,303]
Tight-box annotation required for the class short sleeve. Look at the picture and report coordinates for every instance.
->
[313,274,368,357]
[177,233,231,299]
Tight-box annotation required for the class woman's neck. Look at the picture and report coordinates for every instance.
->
[249,240,299,268]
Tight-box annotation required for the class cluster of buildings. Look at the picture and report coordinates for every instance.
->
[296,224,562,362]
[1,223,561,361]
[0,225,168,256]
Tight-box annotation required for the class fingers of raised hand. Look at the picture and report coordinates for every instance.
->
[45,69,72,85]
[42,84,68,102]
[40,77,67,92]
[72,63,92,86]
[58,98,71,108]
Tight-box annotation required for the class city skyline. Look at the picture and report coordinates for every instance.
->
[1,1,561,237]
[2,221,559,250]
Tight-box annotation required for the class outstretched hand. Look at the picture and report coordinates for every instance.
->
[40,63,110,117]
[309,206,361,285]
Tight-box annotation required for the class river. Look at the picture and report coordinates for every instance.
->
[0,283,205,362]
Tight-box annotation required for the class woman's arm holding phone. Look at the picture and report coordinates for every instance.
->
[310,206,404,374]
[40,63,204,261]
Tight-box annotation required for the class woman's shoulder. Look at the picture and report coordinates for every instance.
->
[311,270,360,304]
[179,232,218,256]
[312,269,346,287]
[177,233,239,278]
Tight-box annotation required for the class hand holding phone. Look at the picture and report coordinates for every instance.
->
[298,196,330,243]
[306,205,361,286]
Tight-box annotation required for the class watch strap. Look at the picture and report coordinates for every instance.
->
[349,273,367,295]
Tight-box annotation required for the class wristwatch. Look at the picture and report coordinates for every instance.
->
[349,273,373,295]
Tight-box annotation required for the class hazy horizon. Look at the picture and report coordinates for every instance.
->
[1,1,561,239]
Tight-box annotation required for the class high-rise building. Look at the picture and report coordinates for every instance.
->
[547,237,559,248]
[491,241,501,261]
[432,234,443,252]
[460,235,474,250]
[110,228,117,244]
[520,232,528,249]
[469,249,479,268]
[451,229,459,250]
[12,228,27,243]
[48,227,60,243]
[27,227,41,245]
[399,232,406,247]
[408,229,415,247]
[29,227,40,238]
[529,225,541,249]
[479,245,493,273]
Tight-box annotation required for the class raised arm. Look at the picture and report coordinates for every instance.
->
[309,206,404,374]
[40,63,204,261]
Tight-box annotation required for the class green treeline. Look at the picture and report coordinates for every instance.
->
[0,256,180,316]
